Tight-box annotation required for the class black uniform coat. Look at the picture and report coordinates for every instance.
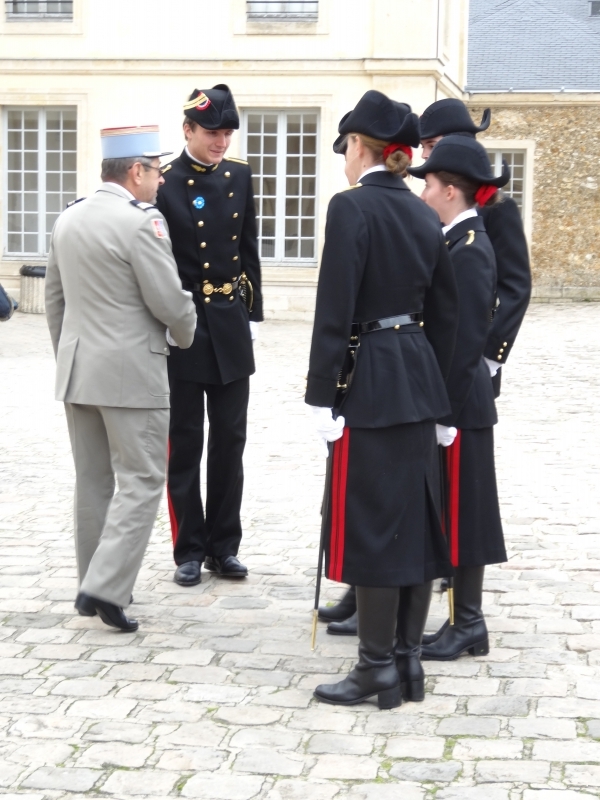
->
[306,171,458,427]
[438,216,497,431]
[306,170,459,587]
[156,150,263,386]
[438,215,506,568]
[479,196,531,394]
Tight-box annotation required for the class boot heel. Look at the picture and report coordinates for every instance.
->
[402,679,425,702]
[377,685,402,710]
[468,638,489,656]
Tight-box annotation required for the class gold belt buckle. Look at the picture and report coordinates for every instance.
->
[202,283,214,296]
[221,283,233,295]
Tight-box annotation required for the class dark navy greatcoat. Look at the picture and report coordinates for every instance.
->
[156,149,263,386]
[439,214,506,568]
[479,195,531,394]
[306,170,458,427]
[305,170,459,587]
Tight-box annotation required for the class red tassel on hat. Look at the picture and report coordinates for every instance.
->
[475,185,498,206]
[383,143,413,161]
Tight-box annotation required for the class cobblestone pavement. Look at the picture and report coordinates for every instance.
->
[1,304,600,800]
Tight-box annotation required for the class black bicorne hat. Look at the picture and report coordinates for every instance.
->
[419,99,491,141]
[408,135,510,189]
[332,90,420,154]
[183,84,240,130]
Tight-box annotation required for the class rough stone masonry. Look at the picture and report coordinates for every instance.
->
[0,304,599,799]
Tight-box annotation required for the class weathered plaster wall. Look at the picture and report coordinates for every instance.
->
[471,104,600,297]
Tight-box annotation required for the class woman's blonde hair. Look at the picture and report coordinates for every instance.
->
[349,133,411,176]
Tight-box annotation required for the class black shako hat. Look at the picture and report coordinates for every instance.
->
[408,135,510,189]
[419,98,491,141]
[332,90,420,154]
[183,84,240,130]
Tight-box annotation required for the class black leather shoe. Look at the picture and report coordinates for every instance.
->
[422,618,450,645]
[327,611,358,636]
[75,593,97,617]
[204,555,248,578]
[76,593,134,617]
[318,586,356,622]
[315,586,401,709]
[174,561,202,586]
[421,566,489,661]
[75,592,138,632]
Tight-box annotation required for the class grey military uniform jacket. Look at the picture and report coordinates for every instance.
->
[45,183,197,409]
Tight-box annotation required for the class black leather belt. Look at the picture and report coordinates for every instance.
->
[357,312,423,334]
[183,278,240,297]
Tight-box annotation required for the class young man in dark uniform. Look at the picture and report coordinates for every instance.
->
[156,85,263,586]
[319,98,531,636]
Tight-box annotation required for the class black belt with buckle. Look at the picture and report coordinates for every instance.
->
[183,278,240,297]
[357,312,423,334]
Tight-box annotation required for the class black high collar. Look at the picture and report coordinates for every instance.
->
[445,215,486,248]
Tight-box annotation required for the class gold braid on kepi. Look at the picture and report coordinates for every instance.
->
[183,85,240,131]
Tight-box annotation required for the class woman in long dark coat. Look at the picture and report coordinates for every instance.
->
[408,135,511,660]
[305,91,459,709]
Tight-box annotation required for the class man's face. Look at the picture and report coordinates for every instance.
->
[184,123,234,164]
[421,136,443,159]
[136,158,164,204]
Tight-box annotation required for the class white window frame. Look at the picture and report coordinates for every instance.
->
[481,138,535,243]
[2,105,77,257]
[5,0,73,19]
[246,1,318,19]
[240,108,319,267]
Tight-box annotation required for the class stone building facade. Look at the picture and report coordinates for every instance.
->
[0,0,468,319]
[470,100,600,300]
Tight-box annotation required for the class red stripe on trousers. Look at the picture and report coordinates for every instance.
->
[445,429,462,567]
[329,427,350,582]
[166,439,179,547]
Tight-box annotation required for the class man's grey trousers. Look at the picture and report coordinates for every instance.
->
[65,403,169,608]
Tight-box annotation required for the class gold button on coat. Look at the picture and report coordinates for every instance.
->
[205,297,211,303]
[503,341,508,347]
[225,171,231,177]
[232,235,237,240]
[200,242,206,248]
[203,262,210,269]
[197,221,204,227]
[394,325,400,330]
[497,355,502,360]
[233,212,238,218]
[187,179,194,186]
[233,256,239,261]
[229,296,234,301]
[228,192,234,198]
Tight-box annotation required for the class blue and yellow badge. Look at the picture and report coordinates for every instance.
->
[193,197,205,209]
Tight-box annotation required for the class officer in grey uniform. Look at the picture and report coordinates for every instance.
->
[46,125,196,632]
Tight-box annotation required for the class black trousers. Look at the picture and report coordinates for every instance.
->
[167,377,249,565]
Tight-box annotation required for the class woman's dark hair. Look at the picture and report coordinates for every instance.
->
[435,170,501,207]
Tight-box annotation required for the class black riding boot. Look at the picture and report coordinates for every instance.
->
[421,565,489,660]
[318,586,356,623]
[422,619,450,645]
[327,610,358,636]
[395,582,433,702]
[314,586,401,710]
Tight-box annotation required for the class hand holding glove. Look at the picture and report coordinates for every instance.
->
[166,329,177,347]
[310,406,345,457]
[436,424,457,447]
[249,321,259,342]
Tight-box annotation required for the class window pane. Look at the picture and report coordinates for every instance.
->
[245,109,318,263]
[248,155,261,173]
[4,106,77,255]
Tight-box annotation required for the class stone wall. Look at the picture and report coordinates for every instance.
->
[470,103,600,300]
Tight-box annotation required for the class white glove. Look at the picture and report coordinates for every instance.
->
[166,329,177,347]
[484,357,501,377]
[310,406,345,457]
[249,321,259,342]
[436,424,457,447]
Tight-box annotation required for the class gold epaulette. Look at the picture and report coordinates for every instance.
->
[160,164,172,175]
[340,182,362,192]
[224,156,248,165]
